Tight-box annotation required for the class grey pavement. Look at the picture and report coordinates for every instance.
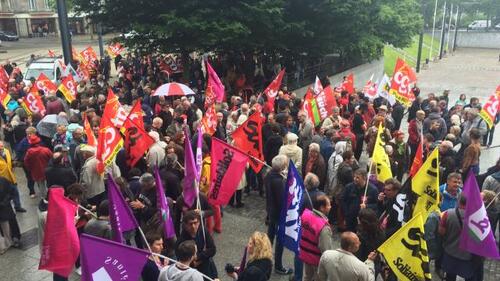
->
[1,46,500,280]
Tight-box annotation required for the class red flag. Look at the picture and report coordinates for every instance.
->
[200,103,218,135]
[96,114,123,174]
[83,113,97,147]
[263,69,286,111]
[208,138,249,205]
[35,73,58,96]
[313,76,324,96]
[38,188,80,277]
[409,135,423,177]
[0,65,9,87]
[342,73,355,94]
[322,85,337,109]
[123,100,144,130]
[80,46,98,68]
[390,58,417,107]
[21,87,46,116]
[48,50,56,57]
[0,86,11,109]
[206,61,225,102]
[106,43,124,59]
[58,74,77,103]
[231,112,264,173]
[103,88,128,129]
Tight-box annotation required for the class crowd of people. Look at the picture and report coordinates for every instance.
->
[0,51,499,281]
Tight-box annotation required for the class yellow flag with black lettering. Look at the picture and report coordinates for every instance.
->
[412,148,440,220]
[372,123,393,182]
[378,212,432,281]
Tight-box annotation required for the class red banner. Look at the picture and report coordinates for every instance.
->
[58,75,77,103]
[123,100,144,130]
[208,138,249,205]
[80,46,98,68]
[478,85,500,128]
[22,88,46,116]
[35,73,58,96]
[83,113,97,147]
[200,103,218,135]
[389,58,417,107]
[106,43,124,59]
[0,65,9,88]
[103,88,128,129]
[262,69,285,112]
[38,188,80,277]
[124,115,155,167]
[96,115,123,174]
[159,55,184,75]
[231,111,264,173]
[342,73,355,94]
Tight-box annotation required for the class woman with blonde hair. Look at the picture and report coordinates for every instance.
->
[227,231,273,281]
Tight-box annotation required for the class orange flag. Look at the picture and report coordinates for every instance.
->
[231,111,264,173]
[83,113,97,147]
[200,103,218,135]
[22,87,46,116]
[342,73,354,94]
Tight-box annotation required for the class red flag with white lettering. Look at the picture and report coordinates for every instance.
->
[200,103,218,135]
[58,74,77,103]
[22,87,46,116]
[208,138,249,205]
[263,69,286,112]
[35,73,58,96]
[389,58,417,107]
[231,111,264,173]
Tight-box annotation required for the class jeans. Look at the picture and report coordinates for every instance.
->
[9,183,22,209]
[267,220,285,269]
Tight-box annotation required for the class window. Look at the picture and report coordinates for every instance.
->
[29,0,36,10]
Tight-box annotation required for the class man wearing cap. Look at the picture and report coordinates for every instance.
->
[80,145,121,206]
[24,135,53,198]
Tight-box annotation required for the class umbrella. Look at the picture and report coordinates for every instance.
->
[36,114,68,138]
[152,82,195,97]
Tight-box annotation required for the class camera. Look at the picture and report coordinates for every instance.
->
[225,263,235,274]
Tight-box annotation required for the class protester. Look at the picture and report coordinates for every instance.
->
[24,134,53,199]
[317,232,376,281]
[142,233,167,281]
[226,232,273,281]
[83,200,112,239]
[159,240,204,281]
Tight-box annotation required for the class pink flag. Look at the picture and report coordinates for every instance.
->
[107,176,139,243]
[459,171,500,259]
[39,188,80,277]
[196,127,203,182]
[206,61,225,102]
[183,127,198,208]
[154,167,176,239]
[208,138,249,205]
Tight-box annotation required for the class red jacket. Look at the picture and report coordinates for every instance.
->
[408,119,421,145]
[24,145,53,181]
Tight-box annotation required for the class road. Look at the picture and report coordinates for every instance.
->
[0,40,499,280]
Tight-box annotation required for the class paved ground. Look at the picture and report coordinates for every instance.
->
[0,41,499,280]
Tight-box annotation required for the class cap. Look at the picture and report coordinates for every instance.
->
[80,145,96,154]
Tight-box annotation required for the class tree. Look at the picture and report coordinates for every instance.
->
[73,0,422,61]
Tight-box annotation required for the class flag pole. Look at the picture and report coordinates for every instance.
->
[485,190,500,210]
[78,204,98,218]
[363,159,374,202]
[195,179,207,245]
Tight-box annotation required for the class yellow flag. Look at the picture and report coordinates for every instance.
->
[378,212,432,281]
[412,148,440,220]
[372,123,392,182]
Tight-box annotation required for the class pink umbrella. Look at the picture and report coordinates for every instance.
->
[152,82,195,97]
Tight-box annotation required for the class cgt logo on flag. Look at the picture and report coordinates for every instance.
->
[468,207,491,242]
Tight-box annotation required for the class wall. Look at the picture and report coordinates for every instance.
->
[455,31,500,49]
[293,58,384,98]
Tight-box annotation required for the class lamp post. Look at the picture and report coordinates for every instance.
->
[56,0,73,65]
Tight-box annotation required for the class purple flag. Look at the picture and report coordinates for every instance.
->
[80,234,149,281]
[183,127,198,208]
[107,176,139,243]
[237,246,247,274]
[154,166,176,239]
[195,127,203,182]
[459,170,500,259]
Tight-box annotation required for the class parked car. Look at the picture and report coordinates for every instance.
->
[468,20,491,30]
[495,23,500,30]
[0,31,19,41]
[23,57,64,84]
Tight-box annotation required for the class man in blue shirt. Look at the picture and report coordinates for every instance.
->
[439,172,462,212]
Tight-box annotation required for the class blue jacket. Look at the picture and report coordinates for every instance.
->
[439,184,462,212]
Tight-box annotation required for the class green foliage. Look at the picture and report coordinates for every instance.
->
[73,0,422,61]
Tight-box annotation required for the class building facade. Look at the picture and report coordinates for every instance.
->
[0,0,88,37]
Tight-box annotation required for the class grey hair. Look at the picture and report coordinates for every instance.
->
[304,173,320,190]
[309,143,320,153]
[139,173,155,184]
[272,155,288,171]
